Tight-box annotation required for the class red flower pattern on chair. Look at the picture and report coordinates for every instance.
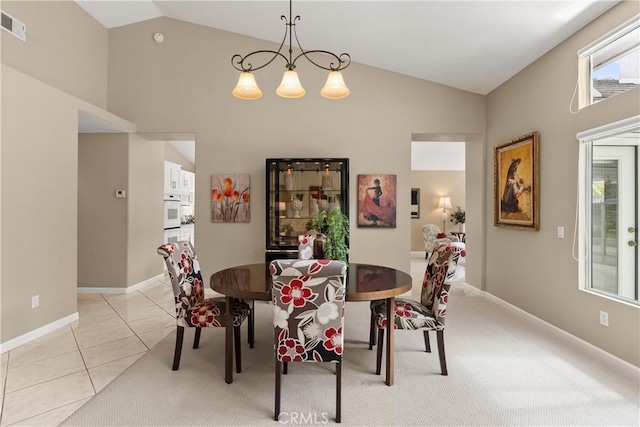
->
[369,243,463,376]
[280,277,313,308]
[270,259,347,422]
[157,241,251,371]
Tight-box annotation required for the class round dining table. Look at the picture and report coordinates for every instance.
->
[210,262,412,386]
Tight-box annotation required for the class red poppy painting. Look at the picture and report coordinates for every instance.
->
[211,174,250,223]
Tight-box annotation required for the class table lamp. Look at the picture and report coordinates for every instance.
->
[437,196,453,232]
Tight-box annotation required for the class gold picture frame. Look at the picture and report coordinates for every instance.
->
[493,132,539,230]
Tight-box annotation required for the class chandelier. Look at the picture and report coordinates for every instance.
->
[231,0,351,100]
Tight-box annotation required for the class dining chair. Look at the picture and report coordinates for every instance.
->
[369,243,463,376]
[157,241,252,371]
[270,259,347,423]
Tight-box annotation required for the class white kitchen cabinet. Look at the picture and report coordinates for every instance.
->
[164,161,182,194]
[164,228,181,244]
[180,170,194,192]
[180,224,195,245]
[179,170,195,205]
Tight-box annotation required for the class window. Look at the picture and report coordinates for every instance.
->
[577,116,639,305]
[578,15,640,108]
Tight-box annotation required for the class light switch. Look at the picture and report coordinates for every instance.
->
[115,190,126,198]
[557,226,564,239]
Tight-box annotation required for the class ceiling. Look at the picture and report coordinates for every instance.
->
[76,0,619,95]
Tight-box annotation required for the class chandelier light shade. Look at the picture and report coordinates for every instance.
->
[276,70,306,98]
[232,72,263,100]
[231,0,351,100]
[321,71,350,99]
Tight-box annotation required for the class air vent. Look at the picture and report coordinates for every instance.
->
[1,10,26,41]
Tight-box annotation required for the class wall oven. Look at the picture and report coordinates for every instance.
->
[164,194,182,230]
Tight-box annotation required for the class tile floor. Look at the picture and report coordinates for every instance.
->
[0,275,178,427]
[0,256,460,426]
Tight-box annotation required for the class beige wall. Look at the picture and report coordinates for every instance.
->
[78,134,129,287]
[485,2,640,366]
[127,135,165,285]
[1,65,79,341]
[410,171,465,252]
[78,134,165,289]
[0,1,108,109]
[106,17,486,275]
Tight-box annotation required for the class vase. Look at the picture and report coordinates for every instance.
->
[321,172,333,191]
[458,223,465,233]
[284,171,296,191]
[317,199,329,213]
[310,198,319,217]
[313,234,326,259]
[291,198,303,218]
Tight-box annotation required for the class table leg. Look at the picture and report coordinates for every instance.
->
[385,296,395,386]
[225,296,233,384]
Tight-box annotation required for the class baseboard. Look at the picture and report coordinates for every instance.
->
[482,291,639,372]
[77,273,165,294]
[0,312,79,354]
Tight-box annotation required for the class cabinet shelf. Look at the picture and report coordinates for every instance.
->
[266,158,349,261]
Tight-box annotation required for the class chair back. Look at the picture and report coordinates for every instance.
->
[157,241,205,325]
[270,259,347,363]
[420,244,463,325]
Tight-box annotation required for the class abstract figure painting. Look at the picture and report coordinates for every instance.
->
[211,174,250,223]
[493,132,539,230]
[357,174,397,228]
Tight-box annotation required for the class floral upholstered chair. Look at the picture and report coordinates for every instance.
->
[422,224,460,259]
[270,259,347,423]
[157,241,251,371]
[369,243,463,376]
[297,233,316,260]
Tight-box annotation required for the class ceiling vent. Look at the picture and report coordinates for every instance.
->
[1,10,26,41]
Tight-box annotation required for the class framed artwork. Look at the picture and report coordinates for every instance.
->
[411,188,420,218]
[493,132,539,230]
[211,174,250,223]
[357,174,397,228]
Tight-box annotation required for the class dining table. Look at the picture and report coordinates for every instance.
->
[210,262,412,386]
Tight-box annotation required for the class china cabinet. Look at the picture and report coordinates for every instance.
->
[266,158,349,261]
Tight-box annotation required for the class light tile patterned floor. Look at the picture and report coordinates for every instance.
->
[0,256,456,426]
[0,276,177,427]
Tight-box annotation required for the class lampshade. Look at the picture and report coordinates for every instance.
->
[276,71,306,98]
[437,197,453,210]
[320,71,350,99]
[232,72,263,100]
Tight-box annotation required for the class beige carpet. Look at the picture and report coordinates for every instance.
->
[62,285,639,426]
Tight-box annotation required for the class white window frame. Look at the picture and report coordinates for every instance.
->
[577,14,640,109]
[576,115,640,307]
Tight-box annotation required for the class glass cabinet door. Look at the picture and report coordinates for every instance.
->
[266,158,349,260]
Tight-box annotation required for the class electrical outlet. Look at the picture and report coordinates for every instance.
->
[557,226,564,239]
[599,310,608,326]
[31,295,39,309]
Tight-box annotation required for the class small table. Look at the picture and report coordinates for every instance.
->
[210,262,412,386]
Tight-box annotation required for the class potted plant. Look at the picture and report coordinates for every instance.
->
[305,207,349,262]
[450,206,466,232]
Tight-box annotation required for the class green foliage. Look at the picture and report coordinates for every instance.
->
[324,208,349,263]
[450,206,465,224]
[306,208,349,263]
